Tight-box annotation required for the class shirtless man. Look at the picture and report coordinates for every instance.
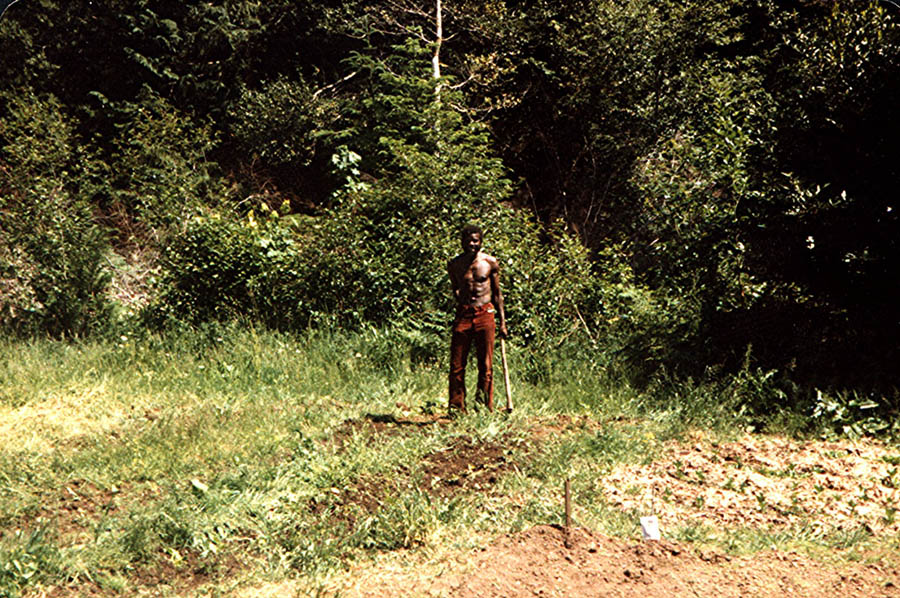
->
[447,224,508,413]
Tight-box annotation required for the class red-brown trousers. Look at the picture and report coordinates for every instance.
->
[448,304,495,412]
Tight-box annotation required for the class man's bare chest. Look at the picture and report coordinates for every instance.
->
[460,260,490,284]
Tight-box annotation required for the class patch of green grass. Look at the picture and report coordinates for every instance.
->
[826,525,874,551]
[0,528,62,598]
[687,520,883,560]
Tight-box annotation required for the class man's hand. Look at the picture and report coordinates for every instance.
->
[498,323,509,339]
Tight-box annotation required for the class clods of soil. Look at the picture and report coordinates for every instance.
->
[419,436,519,497]
[336,525,900,598]
[329,413,451,451]
[4,479,154,543]
[309,473,396,529]
[312,433,519,528]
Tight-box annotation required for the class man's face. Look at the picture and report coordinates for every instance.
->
[462,232,482,255]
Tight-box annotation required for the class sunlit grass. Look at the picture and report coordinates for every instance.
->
[0,325,894,596]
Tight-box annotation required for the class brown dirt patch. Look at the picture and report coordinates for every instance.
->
[42,580,105,597]
[312,435,520,527]
[601,433,900,536]
[335,525,900,597]
[419,435,522,498]
[131,550,243,592]
[4,479,144,542]
[308,474,396,530]
[42,550,244,598]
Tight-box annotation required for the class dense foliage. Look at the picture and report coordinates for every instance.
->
[1,0,898,415]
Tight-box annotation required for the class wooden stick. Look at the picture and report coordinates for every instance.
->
[564,478,572,548]
[500,338,512,412]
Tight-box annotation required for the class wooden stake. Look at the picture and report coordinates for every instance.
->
[564,478,572,548]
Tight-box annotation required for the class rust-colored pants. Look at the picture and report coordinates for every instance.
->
[449,304,495,412]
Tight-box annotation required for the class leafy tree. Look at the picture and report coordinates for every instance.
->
[321,36,593,339]
[2,0,899,402]
[758,0,900,388]
[153,35,598,353]
[97,91,228,236]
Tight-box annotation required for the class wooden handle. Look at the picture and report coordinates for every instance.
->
[500,338,512,411]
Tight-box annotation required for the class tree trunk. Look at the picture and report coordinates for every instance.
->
[433,0,443,81]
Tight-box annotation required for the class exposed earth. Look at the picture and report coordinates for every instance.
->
[328,524,898,598]
[601,432,900,536]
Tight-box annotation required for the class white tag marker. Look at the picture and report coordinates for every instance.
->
[640,515,661,540]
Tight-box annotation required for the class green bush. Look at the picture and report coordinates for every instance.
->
[810,388,899,439]
[147,207,345,330]
[146,212,287,326]
[305,39,601,340]
[227,76,336,171]
[0,90,112,337]
[104,91,226,232]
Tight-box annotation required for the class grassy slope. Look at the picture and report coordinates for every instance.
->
[0,326,895,597]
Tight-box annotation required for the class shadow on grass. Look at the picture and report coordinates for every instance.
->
[363,413,452,427]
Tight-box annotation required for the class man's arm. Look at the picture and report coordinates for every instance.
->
[489,259,508,338]
[448,259,460,304]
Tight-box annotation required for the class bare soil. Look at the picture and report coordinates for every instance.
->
[419,435,521,498]
[324,420,900,598]
[312,429,519,527]
[328,412,452,451]
[5,479,153,544]
[308,472,395,529]
[420,525,897,598]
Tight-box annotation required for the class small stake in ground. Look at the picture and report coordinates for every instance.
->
[500,338,513,412]
[564,478,573,548]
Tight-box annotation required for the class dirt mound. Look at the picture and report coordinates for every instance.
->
[444,525,898,598]
[601,433,900,535]
[4,479,159,544]
[337,525,899,598]
[311,434,517,527]
[307,473,395,530]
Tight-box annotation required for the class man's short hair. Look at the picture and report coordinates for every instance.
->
[460,224,483,240]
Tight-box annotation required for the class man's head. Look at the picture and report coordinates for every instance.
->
[460,224,483,255]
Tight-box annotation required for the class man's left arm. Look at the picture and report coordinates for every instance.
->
[490,259,508,338]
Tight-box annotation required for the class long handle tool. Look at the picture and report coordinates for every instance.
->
[500,338,513,412]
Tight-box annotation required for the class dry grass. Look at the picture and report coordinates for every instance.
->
[0,382,152,454]
[601,432,900,538]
